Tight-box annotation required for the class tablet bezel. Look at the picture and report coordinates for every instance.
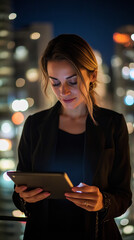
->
[7,171,73,199]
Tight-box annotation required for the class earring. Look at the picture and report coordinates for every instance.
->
[89,81,96,91]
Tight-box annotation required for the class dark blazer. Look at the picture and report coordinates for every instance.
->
[13,101,132,240]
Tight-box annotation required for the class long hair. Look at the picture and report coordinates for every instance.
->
[40,34,98,124]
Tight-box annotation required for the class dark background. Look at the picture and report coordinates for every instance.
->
[11,0,134,66]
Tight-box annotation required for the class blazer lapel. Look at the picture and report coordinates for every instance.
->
[84,114,105,185]
[32,101,61,172]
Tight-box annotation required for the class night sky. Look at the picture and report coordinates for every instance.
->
[11,0,134,66]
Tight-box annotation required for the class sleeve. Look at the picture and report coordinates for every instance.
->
[12,116,32,216]
[99,114,132,222]
[17,116,32,172]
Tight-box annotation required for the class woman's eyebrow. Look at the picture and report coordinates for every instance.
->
[48,74,77,80]
[48,76,58,80]
[66,74,77,79]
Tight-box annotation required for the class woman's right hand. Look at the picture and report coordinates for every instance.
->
[15,185,51,203]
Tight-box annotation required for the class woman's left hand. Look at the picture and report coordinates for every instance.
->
[65,183,104,212]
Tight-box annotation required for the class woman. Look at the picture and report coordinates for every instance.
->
[13,34,132,240]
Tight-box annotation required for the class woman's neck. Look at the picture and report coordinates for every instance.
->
[61,103,88,120]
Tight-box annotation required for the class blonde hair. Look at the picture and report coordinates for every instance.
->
[40,34,98,124]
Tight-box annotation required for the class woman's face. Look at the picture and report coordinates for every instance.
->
[47,60,91,110]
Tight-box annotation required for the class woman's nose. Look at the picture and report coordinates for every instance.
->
[60,83,70,96]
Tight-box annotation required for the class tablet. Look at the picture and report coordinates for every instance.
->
[7,171,73,199]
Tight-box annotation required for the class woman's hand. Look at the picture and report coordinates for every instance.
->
[65,183,104,212]
[15,185,51,203]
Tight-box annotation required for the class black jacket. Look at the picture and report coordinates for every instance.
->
[13,101,132,239]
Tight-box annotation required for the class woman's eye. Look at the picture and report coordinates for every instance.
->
[69,82,77,85]
[52,82,60,87]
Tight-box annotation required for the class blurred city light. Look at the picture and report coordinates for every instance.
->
[130,68,134,80]
[12,100,21,112]
[14,46,28,61]
[129,62,134,68]
[11,112,24,125]
[19,99,29,111]
[1,122,12,134]
[12,210,26,218]
[0,51,11,59]
[131,34,134,41]
[8,13,17,20]
[113,32,130,45]
[30,32,40,40]
[127,122,134,134]
[0,30,9,37]
[120,218,129,226]
[123,225,134,235]
[26,68,39,82]
[0,159,15,171]
[16,78,25,88]
[124,95,134,106]
[26,97,34,107]
[122,66,130,79]
[116,87,125,97]
[94,50,102,65]
[102,74,111,84]
[7,41,15,49]
[0,139,12,151]
[0,66,14,75]
[12,99,29,112]
[0,121,15,138]
[126,90,134,97]
[111,55,122,67]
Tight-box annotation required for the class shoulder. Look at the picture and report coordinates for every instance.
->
[95,105,121,115]
[94,106,126,130]
[94,105,123,119]
[25,101,61,126]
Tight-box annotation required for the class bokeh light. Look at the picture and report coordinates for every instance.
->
[11,112,24,125]
[127,122,134,134]
[14,46,28,61]
[8,13,17,20]
[0,159,15,171]
[16,78,25,88]
[113,32,130,44]
[131,34,134,41]
[123,225,134,235]
[122,66,130,79]
[130,68,134,80]
[26,68,39,82]
[0,121,14,138]
[12,209,26,218]
[124,95,134,106]
[30,32,40,40]
[12,99,28,112]
[0,139,12,151]
[26,97,34,107]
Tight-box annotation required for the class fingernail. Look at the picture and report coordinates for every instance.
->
[37,188,43,192]
[44,192,50,196]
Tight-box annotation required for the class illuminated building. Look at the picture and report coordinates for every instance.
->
[13,22,54,111]
[112,25,134,239]
[0,0,53,238]
[0,0,21,239]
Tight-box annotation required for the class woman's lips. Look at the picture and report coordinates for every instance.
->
[62,97,76,103]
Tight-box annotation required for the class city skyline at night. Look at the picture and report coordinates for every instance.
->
[11,0,134,65]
